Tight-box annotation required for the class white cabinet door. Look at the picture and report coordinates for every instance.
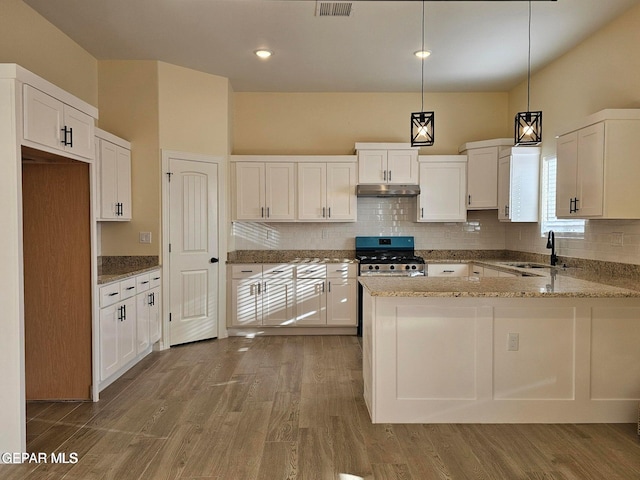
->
[136,291,151,354]
[556,132,578,218]
[63,105,95,159]
[116,146,132,220]
[119,297,137,366]
[235,162,266,220]
[358,150,387,184]
[500,147,540,223]
[297,163,327,221]
[23,85,64,151]
[149,287,161,344]
[23,85,94,160]
[467,146,498,209]
[576,123,605,217]
[427,264,469,277]
[231,279,262,326]
[265,163,296,220]
[98,138,132,220]
[327,278,357,326]
[295,279,327,325]
[387,150,419,184]
[262,279,294,326]
[99,303,120,381]
[497,155,511,221]
[417,158,467,222]
[326,163,356,221]
[99,139,118,219]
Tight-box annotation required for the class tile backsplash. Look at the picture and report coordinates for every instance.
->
[506,219,640,266]
[232,197,506,251]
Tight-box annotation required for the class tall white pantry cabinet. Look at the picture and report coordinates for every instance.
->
[0,64,99,453]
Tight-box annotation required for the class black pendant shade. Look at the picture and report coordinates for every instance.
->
[411,111,435,147]
[515,110,542,146]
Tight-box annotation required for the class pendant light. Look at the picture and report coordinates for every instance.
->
[411,0,434,147]
[515,0,542,146]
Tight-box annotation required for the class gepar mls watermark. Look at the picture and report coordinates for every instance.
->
[1,452,78,464]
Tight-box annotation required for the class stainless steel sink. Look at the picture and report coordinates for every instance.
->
[504,262,551,269]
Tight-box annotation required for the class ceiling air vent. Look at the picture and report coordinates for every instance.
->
[315,1,353,17]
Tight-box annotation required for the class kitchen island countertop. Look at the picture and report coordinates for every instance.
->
[358,274,640,298]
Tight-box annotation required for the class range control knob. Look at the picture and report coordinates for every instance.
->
[368,265,374,270]
[389,265,395,270]
[374,265,380,270]
[411,265,417,270]
[405,265,410,270]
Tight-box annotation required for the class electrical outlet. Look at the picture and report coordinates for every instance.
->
[322,229,327,239]
[507,333,519,351]
[611,232,624,246]
[139,232,152,244]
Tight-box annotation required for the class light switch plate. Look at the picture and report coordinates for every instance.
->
[139,232,152,244]
[611,232,624,246]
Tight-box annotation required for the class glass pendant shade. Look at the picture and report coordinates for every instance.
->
[514,110,542,146]
[411,111,434,147]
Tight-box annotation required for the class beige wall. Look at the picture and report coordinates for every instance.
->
[158,62,230,156]
[506,3,640,265]
[0,0,97,105]
[98,61,161,256]
[233,92,509,155]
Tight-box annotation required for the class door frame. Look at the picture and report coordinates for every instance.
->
[161,150,228,349]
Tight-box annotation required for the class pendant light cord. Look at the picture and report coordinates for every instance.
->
[527,0,531,111]
[421,0,425,113]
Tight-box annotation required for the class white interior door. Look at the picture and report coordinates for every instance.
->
[168,158,219,346]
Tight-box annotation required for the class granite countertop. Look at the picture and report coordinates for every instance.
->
[97,256,161,285]
[359,271,640,298]
[98,265,161,285]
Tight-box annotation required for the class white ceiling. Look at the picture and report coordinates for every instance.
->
[23,0,640,92]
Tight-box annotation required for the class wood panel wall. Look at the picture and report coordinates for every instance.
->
[22,154,92,400]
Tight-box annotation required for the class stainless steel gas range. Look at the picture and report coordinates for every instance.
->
[355,236,425,335]
[355,236,426,277]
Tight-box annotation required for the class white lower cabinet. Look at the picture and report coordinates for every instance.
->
[427,264,469,277]
[229,263,356,329]
[99,268,162,388]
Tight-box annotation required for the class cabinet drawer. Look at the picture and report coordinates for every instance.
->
[327,263,356,278]
[231,264,263,279]
[149,270,162,288]
[296,264,327,278]
[136,273,151,293]
[427,264,469,277]
[120,277,137,300]
[262,264,294,278]
[99,282,121,308]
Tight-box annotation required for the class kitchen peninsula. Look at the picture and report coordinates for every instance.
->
[360,271,640,424]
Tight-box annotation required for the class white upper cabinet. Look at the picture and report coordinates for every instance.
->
[417,155,467,222]
[96,128,132,221]
[232,156,356,223]
[556,110,640,219]
[497,147,540,223]
[356,143,419,184]
[233,160,296,221]
[23,85,94,160]
[459,138,513,210]
[298,162,357,222]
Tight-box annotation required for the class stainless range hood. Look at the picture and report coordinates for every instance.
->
[356,184,421,197]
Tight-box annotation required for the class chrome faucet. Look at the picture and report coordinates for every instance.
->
[546,230,558,266]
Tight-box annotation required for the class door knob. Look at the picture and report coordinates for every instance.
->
[210,257,219,263]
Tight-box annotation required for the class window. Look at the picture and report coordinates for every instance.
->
[540,156,585,238]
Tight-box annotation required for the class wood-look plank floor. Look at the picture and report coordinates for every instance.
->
[5,336,640,479]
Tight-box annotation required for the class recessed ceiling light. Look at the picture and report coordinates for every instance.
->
[414,50,431,59]
[254,49,273,59]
